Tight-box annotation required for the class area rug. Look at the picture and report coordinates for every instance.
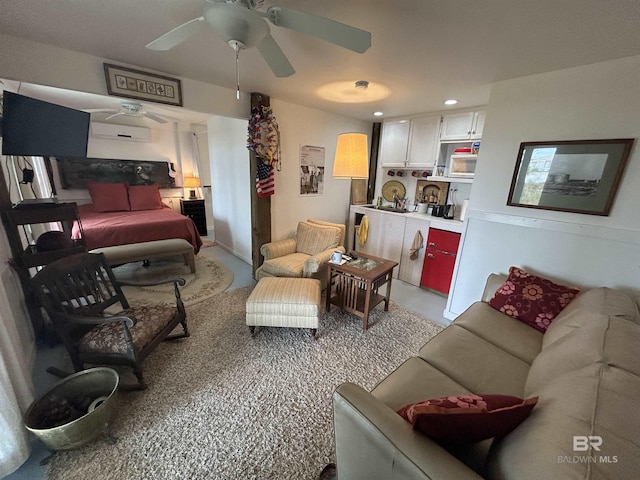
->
[111,254,233,307]
[46,286,443,480]
[201,239,217,248]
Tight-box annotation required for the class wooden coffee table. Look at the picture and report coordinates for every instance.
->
[326,251,398,331]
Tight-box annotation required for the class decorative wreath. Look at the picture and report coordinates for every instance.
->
[247,105,281,170]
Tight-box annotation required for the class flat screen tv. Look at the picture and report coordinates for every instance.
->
[1,91,90,157]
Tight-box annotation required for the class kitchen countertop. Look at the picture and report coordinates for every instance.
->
[351,205,465,233]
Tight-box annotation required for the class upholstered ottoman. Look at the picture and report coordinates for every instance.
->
[246,277,321,336]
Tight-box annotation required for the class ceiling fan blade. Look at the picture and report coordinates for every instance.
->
[104,112,125,121]
[257,34,295,78]
[86,108,118,113]
[265,6,371,54]
[142,111,168,124]
[146,16,206,50]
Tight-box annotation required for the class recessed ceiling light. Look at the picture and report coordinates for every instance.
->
[444,99,459,105]
[373,111,383,117]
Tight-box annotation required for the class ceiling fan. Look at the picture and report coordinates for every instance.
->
[86,102,168,124]
[146,0,372,96]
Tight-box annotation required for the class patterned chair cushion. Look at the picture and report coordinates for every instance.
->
[261,253,309,277]
[78,305,177,355]
[295,221,342,255]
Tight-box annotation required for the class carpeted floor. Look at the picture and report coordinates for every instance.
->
[111,254,234,307]
[46,286,442,480]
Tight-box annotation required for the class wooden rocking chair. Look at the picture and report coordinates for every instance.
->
[31,252,190,389]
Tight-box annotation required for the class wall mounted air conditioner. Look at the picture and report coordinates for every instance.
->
[91,122,151,142]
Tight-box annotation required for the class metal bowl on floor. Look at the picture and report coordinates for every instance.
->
[24,367,119,451]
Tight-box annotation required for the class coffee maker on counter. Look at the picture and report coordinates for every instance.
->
[443,188,456,219]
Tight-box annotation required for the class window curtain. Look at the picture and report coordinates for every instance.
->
[0,259,36,477]
[0,155,38,475]
[190,132,202,179]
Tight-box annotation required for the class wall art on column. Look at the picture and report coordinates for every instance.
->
[299,145,325,196]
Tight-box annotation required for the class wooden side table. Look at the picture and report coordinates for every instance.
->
[326,251,398,331]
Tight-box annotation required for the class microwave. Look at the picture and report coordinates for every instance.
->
[447,154,477,178]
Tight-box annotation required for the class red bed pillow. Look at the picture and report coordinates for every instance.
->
[489,266,580,332]
[397,394,538,444]
[86,181,130,212]
[128,185,163,211]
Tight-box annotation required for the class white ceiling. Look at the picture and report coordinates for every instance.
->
[1,0,640,122]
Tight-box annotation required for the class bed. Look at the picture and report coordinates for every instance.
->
[72,203,203,254]
[66,180,203,254]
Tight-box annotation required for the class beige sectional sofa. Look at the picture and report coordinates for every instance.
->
[332,274,640,479]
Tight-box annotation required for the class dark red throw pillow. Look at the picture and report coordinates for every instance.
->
[128,185,163,211]
[397,394,538,444]
[489,266,579,332]
[86,181,130,212]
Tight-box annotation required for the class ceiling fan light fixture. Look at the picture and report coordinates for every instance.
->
[316,81,391,104]
[146,1,372,82]
[205,3,268,48]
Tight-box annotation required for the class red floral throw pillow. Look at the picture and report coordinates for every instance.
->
[489,266,580,332]
[397,394,538,444]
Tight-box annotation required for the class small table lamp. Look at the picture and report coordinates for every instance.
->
[183,176,201,199]
[333,133,369,204]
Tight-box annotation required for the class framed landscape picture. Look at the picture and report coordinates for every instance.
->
[507,139,634,215]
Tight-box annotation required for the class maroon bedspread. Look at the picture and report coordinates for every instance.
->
[73,204,202,254]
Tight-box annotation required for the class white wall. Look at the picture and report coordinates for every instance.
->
[207,100,372,261]
[0,33,247,120]
[446,55,640,319]
[50,120,190,207]
[208,115,252,262]
[269,99,372,240]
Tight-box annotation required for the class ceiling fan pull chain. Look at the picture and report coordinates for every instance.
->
[235,41,241,100]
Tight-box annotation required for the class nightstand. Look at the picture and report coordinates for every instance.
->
[180,199,207,236]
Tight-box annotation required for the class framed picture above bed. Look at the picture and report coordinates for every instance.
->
[56,157,176,189]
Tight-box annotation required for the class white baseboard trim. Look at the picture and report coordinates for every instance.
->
[215,241,252,265]
[443,308,457,322]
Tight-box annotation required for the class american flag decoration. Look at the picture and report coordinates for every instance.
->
[256,158,275,198]
[248,106,281,198]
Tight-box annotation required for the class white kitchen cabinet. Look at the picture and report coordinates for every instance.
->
[380,115,440,168]
[398,217,429,285]
[357,209,406,278]
[406,115,441,168]
[440,111,485,141]
[379,120,411,167]
[349,206,462,285]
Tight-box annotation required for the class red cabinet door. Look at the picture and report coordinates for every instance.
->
[420,229,461,294]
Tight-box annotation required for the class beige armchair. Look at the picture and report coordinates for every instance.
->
[256,219,346,288]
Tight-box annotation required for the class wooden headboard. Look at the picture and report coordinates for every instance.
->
[56,157,176,189]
